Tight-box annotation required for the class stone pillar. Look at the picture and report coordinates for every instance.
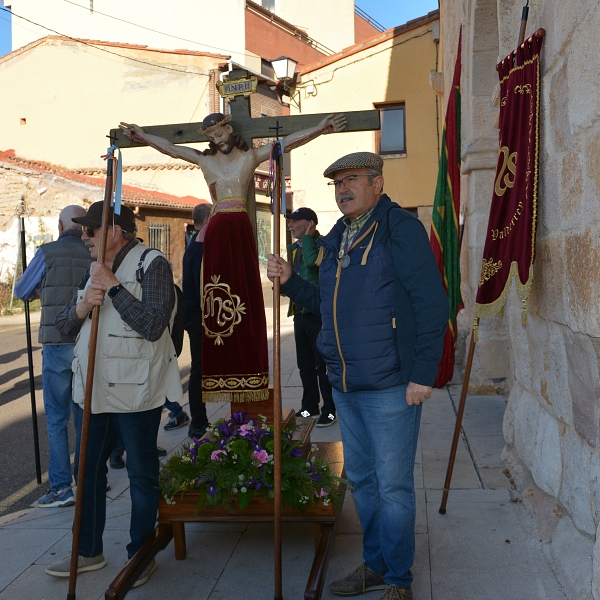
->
[458,0,511,392]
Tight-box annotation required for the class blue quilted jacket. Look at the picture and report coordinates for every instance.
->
[280,194,448,392]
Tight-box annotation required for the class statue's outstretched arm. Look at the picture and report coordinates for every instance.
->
[253,114,347,164]
[119,122,202,165]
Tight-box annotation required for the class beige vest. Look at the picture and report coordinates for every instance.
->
[72,244,183,413]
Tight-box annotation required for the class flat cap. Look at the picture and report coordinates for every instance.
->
[323,152,383,179]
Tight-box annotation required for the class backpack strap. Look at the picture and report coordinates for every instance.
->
[135,247,163,283]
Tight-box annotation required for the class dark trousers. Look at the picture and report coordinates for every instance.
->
[186,316,208,430]
[73,404,162,559]
[293,312,335,416]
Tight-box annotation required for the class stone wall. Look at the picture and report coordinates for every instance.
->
[441,0,600,596]
[0,161,98,284]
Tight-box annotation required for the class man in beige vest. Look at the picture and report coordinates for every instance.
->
[50,202,182,588]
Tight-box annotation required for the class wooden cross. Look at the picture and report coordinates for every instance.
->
[110,68,380,230]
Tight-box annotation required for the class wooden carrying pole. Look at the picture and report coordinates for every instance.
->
[67,158,114,600]
[272,156,283,600]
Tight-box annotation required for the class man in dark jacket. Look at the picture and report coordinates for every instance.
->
[268,152,448,600]
[15,205,91,507]
[182,202,212,438]
[285,207,336,426]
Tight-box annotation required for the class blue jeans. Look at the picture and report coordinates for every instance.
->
[74,406,162,559]
[164,397,184,419]
[41,344,77,492]
[332,384,422,588]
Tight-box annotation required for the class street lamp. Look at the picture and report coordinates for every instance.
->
[271,56,300,109]
[271,56,298,82]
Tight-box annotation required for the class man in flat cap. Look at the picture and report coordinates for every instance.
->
[50,202,183,587]
[285,207,336,426]
[268,152,448,600]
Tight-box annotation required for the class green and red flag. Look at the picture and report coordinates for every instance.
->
[430,30,463,388]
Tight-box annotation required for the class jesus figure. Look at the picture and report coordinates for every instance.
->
[119,113,346,404]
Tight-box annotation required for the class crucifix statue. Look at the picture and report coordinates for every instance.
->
[113,69,380,407]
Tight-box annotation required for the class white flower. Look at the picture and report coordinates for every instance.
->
[241,487,247,493]
[239,474,245,481]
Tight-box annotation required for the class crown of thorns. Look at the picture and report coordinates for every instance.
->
[199,113,233,136]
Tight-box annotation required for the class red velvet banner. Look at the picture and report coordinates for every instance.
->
[201,198,269,402]
[474,34,543,338]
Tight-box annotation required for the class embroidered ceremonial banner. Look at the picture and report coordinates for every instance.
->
[430,30,463,388]
[201,198,269,402]
[474,34,543,339]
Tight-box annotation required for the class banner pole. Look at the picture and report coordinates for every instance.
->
[272,143,283,600]
[17,198,43,484]
[517,1,529,47]
[67,154,114,600]
[439,319,478,514]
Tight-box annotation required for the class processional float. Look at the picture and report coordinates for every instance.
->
[69,69,380,599]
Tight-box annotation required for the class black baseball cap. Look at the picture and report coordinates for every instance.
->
[72,201,137,233]
[284,207,318,224]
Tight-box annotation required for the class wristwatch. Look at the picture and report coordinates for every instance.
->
[108,283,123,298]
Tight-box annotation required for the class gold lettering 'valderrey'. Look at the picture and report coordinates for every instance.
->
[203,275,246,345]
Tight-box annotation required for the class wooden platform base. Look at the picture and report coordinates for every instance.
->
[104,442,346,600]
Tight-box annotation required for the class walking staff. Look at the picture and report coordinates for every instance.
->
[67,156,114,600]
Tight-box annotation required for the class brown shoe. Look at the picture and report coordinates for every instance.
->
[380,585,412,600]
[329,563,387,596]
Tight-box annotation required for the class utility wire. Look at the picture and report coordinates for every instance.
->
[63,0,266,61]
[0,5,214,75]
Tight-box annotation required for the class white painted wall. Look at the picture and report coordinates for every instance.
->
[277,0,355,53]
[10,0,246,66]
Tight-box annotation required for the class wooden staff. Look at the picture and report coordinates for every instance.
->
[272,145,283,600]
[438,320,477,514]
[439,25,546,516]
[67,157,114,600]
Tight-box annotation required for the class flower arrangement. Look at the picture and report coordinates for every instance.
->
[160,412,345,514]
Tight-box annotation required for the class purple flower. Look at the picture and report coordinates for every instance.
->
[207,481,217,495]
[290,447,302,458]
[230,411,250,425]
[211,450,227,461]
[239,423,255,437]
[253,449,269,464]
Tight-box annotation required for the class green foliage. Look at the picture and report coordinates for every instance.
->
[160,412,346,515]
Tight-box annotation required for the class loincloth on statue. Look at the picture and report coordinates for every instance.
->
[201,198,269,402]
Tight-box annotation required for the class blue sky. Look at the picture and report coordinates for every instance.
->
[357,0,439,29]
[0,0,10,57]
[0,1,438,58]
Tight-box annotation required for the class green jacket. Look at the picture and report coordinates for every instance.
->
[287,230,321,316]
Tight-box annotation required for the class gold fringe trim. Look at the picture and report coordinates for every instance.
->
[474,261,534,340]
[202,389,270,403]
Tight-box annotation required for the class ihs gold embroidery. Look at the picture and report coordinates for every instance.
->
[203,275,246,345]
